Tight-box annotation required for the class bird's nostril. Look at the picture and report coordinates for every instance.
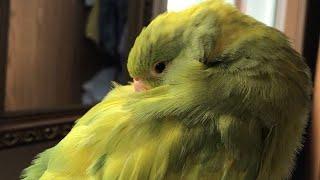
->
[133,78,150,92]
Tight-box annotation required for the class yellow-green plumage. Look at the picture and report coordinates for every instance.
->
[22,0,312,179]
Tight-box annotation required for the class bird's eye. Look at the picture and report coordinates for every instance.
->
[153,62,167,74]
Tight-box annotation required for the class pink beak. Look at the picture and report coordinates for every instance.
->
[133,78,150,92]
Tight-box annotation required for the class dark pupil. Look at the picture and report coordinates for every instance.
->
[155,62,166,73]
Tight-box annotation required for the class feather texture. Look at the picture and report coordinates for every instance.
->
[22,0,311,179]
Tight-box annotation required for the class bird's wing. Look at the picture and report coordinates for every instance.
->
[21,84,267,180]
[21,84,187,180]
[21,85,135,179]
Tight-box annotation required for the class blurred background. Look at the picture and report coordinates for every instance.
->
[0,0,319,179]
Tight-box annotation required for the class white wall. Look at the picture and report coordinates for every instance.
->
[166,0,277,27]
[244,0,277,27]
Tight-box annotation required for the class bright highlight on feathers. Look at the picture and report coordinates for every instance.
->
[22,0,311,179]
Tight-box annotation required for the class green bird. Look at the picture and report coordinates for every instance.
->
[22,0,312,179]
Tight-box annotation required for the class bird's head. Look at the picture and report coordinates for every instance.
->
[127,10,188,92]
[127,0,310,110]
[127,0,253,92]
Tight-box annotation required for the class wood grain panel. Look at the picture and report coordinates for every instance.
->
[0,0,10,111]
[283,0,307,53]
[5,0,85,112]
[235,0,246,12]
[313,41,320,180]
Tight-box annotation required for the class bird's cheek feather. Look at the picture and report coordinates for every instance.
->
[133,78,150,92]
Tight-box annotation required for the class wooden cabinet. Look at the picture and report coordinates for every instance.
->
[5,0,85,112]
[2,0,154,112]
